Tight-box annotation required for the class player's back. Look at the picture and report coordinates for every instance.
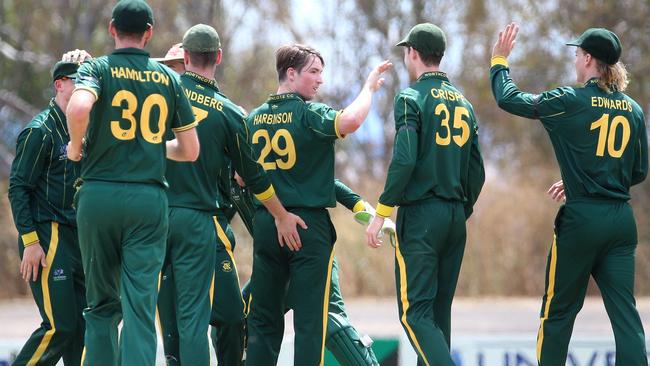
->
[398,71,479,204]
[75,48,194,187]
[247,93,339,208]
[540,79,647,201]
[166,71,242,212]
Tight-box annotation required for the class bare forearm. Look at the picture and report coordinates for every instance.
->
[337,85,373,135]
[261,195,289,221]
[166,128,199,162]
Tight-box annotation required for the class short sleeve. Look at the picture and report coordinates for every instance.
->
[74,60,101,100]
[306,102,342,141]
[170,73,197,132]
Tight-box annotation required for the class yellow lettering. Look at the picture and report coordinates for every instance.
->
[197,94,204,105]
[111,67,119,78]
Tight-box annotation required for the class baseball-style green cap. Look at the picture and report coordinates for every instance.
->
[112,0,154,33]
[52,61,80,82]
[566,28,622,65]
[182,24,221,52]
[396,23,446,57]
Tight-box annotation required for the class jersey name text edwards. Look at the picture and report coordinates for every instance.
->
[109,67,170,86]
[430,87,466,103]
[183,89,224,111]
[252,112,293,125]
[591,96,633,112]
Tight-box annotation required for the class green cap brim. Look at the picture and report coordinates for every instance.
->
[395,39,409,47]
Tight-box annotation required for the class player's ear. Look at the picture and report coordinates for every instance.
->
[216,49,223,66]
[287,67,296,82]
[184,49,190,67]
[108,20,117,39]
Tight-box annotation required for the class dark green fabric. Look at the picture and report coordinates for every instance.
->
[566,28,621,65]
[394,199,466,366]
[490,66,648,201]
[209,213,246,366]
[76,181,168,366]
[334,179,362,211]
[247,207,335,366]
[74,48,195,188]
[8,100,80,237]
[166,71,271,211]
[537,201,647,365]
[157,261,179,365]
[247,93,341,208]
[13,222,85,366]
[158,207,216,365]
[379,72,485,215]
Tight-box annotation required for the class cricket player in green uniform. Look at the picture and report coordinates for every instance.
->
[366,24,485,366]
[65,1,201,365]
[8,60,86,366]
[157,24,305,366]
[245,44,391,366]
[236,178,383,365]
[491,24,648,365]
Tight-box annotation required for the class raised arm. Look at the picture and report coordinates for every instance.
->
[336,61,393,136]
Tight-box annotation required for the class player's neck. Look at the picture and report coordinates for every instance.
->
[54,94,68,113]
[415,64,441,79]
[114,38,146,50]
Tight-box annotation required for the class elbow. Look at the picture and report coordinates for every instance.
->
[66,103,91,124]
[186,141,200,162]
[496,97,509,110]
[337,113,364,135]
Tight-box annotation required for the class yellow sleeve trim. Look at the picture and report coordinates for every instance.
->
[254,185,276,202]
[334,110,345,139]
[375,203,394,218]
[172,121,198,133]
[22,231,39,247]
[73,86,98,101]
[491,56,509,68]
[352,200,365,213]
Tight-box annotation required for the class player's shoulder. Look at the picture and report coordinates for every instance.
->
[18,108,51,141]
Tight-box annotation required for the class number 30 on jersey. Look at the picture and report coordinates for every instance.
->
[110,90,168,143]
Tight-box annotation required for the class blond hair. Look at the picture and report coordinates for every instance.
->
[596,60,629,93]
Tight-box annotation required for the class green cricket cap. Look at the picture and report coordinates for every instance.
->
[52,61,79,82]
[112,0,154,33]
[566,28,621,65]
[396,23,446,58]
[182,24,221,52]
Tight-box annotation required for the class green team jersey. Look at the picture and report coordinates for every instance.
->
[8,100,81,246]
[74,48,196,187]
[490,58,648,201]
[165,71,272,212]
[377,71,485,218]
[246,93,342,208]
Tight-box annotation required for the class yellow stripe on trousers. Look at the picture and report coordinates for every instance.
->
[537,235,558,363]
[319,248,336,366]
[27,222,60,366]
[213,217,245,309]
[394,235,430,366]
[155,271,164,345]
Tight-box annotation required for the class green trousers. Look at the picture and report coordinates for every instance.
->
[76,181,168,366]
[13,222,85,366]
[157,208,216,365]
[209,214,247,365]
[537,200,647,365]
[157,213,245,365]
[394,199,466,366]
[247,207,335,366]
